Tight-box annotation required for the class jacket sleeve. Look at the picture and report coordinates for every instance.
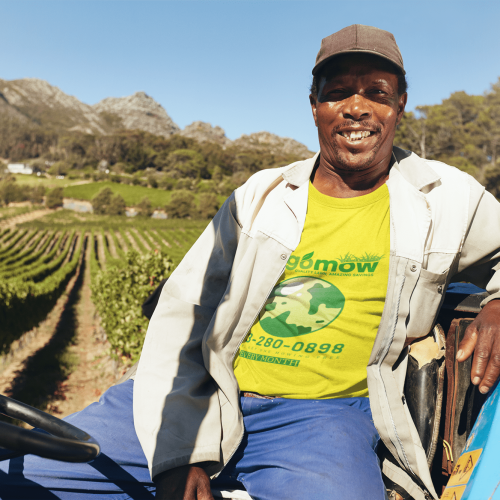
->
[453,186,500,306]
[133,193,242,479]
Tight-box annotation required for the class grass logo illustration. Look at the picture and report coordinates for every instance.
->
[286,251,384,274]
[259,273,345,338]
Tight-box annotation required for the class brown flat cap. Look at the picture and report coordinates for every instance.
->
[313,24,405,75]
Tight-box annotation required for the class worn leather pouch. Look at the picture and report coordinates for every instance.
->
[441,318,486,483]
[405,325,446,469]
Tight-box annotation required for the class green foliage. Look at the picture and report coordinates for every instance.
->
[137,196,152,217]
[17,231,75,282]
[46,187,64,209]
[91,250,172,360]
[0,177,46,206]
[48,161,71,176]
[92,187,127,216]
[0,231,57,279]
[0,231,84,354]
[91,187,113,215]
[165,189,196,218]
[89,230,100,279]
[164,149,206,179]
[197,193,220,219]
[395,78,500,189]
[108,193,126,216]
[212,165,223,183]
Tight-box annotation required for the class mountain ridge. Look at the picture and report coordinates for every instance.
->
[0,77,313,159]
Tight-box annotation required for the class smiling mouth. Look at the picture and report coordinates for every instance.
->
[338,130,376,142]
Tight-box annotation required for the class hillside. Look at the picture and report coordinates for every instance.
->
[0,78,180,137]
[0,78,106,133]
[0,77,313,159]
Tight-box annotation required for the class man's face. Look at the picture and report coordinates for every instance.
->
[310,54,407,172]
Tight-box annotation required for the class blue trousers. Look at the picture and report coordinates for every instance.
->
[0,381,386,499]
[213,396,386,500]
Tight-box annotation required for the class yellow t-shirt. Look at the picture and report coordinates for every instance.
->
[233,182,390,399]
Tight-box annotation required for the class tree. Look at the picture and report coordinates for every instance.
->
[212,165,223,183]
[165,149,206,178]
[198,193,220,219]
[92,187,114,215]
[0,177,20,206]
[108,194,126,216]
[46,187,64,209]
[30,185,46,204]
[165,190,195,218]
[137,196,153,217]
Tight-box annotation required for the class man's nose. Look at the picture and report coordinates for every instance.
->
[341,94,372,121]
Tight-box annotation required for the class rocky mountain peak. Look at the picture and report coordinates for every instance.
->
[0,77,106,133]
[180,121,231,147]
[233,131,313,159]
[93,91,180,137]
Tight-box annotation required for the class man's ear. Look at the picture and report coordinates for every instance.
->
[396,93,408,126]
[309,94,318,127]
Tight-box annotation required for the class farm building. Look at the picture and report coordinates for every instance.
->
[7,163,33,175]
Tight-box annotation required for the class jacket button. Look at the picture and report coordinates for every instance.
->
[437,285,443,293]
[280,254,287,260]
[410,264,417,272]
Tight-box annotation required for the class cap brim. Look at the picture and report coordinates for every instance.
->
[312,49,406,76]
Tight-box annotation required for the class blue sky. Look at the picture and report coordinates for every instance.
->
[1,0,499,151]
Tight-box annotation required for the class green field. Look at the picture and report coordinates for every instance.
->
[0,205,37,220]
[63,181,173,207]
[11,174,90,189]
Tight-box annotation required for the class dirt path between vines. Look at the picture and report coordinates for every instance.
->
[44,239,119,418]
[0,208,54,228]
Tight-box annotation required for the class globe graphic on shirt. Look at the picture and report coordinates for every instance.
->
[258,276,345,338]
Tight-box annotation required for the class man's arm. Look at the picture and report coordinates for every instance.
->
[133,193,242,486]
[452,188,500,393]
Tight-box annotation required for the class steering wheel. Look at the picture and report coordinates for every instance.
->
[0,394,100,463]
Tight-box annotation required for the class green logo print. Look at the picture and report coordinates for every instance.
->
[286,251,384,274]
[259,276,345,338]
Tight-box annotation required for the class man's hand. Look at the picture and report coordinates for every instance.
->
[154,464,214,500]
[457,299,500,394]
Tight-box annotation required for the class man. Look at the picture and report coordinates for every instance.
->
[134,25,500,500]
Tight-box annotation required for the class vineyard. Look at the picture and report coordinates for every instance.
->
[0,209,208,419]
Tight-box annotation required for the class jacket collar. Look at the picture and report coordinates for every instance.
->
[281,146,441,193]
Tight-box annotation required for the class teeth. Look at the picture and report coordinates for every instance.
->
[340,130,372,142]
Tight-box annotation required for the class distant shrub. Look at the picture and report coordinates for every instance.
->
[198,193,220,219]
[107,194,126,216]
[132,177,141,186]
[165,149,206,179]
[30,185,46,204]
[48,161,71,176]
[0,177,20,206]
[219,179,238,197]
[46,187,64,209]
[159,176,176,191]
[175,178,192,190]
[195,180,216,193]
[165,189,196,218]
[92,187,126,216]
[211,165,223,183]
[137,196,152,217]
[92,187,113,215]
[147,176,158,189]
[110,174,122,183]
